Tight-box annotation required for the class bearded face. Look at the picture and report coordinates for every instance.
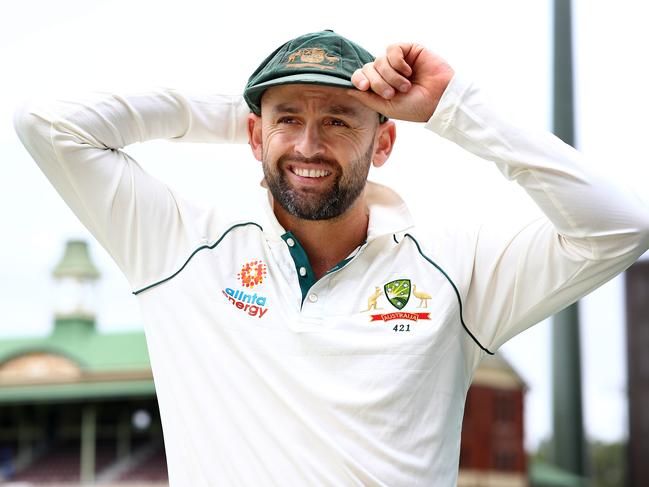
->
[261,140,374,221]
[252,84,389,222]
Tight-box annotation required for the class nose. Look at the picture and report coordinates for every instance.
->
[293,122,325,159]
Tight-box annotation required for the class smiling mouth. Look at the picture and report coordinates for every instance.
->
[290,167,332,178]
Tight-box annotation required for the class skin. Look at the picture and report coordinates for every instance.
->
[248,43,455,280]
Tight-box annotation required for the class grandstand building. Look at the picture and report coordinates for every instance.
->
[0,240,527,486]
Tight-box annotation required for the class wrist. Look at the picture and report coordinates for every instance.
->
[424,72,471,134]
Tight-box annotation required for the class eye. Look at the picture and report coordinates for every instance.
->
[277,116,299,124]
[326,118,349,128]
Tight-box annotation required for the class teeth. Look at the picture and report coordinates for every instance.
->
[292,167,330,178]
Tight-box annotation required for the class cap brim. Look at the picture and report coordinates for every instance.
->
[245,73,387,123]
[246,73,353,99]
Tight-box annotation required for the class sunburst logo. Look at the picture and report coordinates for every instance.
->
[237,260,267,289]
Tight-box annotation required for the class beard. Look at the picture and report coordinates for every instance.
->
[262,142,374,221]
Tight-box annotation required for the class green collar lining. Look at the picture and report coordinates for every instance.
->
[281,231,366,304]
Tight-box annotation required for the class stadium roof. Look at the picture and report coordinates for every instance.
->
[0,316,153,404]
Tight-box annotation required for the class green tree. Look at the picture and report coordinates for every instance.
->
[590,440,625,487]
[530,438,626,487]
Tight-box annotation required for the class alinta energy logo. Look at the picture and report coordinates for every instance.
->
[361,279,431,332]
[237,260,267,288]
[221,260,269,318]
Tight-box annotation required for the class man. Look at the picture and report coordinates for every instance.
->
[14,30,649,486]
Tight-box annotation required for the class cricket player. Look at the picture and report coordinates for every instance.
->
[14,30,649,486]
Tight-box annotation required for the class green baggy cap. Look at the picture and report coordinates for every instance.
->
[244,30,388,123]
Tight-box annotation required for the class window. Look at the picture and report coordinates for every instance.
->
[493,449,517,471]
[493,391,514,423]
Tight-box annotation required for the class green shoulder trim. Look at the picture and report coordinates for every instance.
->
[398,233,495,356]
[132,222,263,296]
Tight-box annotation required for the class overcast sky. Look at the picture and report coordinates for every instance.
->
[2,0,648,452]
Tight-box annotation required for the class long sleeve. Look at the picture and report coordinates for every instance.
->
[425,74,649,351]
[13,89,250,290]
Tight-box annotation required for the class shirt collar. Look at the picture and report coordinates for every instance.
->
[364,180,414,240]
[257,179,415,243]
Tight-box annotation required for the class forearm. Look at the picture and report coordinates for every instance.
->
[13,88,250,289]
[14,89,249,150]
[425,74,649,259]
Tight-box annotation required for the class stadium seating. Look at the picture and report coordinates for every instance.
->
[12,440,81,483]
[116,444,167,482]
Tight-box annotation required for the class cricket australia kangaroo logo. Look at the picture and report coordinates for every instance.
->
[361,278,431,331]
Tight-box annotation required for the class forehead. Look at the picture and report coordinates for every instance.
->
[261,83,375,119]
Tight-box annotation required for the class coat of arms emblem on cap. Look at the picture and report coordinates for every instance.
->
[285,47,340,70]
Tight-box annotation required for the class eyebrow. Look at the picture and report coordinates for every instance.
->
[272,103,360,118]
[326,105,359,118]
[272,104,300,115]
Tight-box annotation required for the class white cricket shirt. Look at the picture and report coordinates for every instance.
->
[14,74,649,486]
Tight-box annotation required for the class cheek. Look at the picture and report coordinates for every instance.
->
[262,127,293,152]
[334,129,373,156]
[339,138,371,161]
[258,132,277,161]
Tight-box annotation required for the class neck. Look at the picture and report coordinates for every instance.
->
[274,195,369,280]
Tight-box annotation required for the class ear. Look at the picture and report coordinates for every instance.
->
[247,113,263,162]
[372,120,396,168]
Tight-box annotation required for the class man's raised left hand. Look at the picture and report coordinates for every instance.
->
[348,43,454,123]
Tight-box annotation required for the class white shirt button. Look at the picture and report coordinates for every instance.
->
[308,293,318,303]
[299,266,307,277]
[286,238,295,247]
